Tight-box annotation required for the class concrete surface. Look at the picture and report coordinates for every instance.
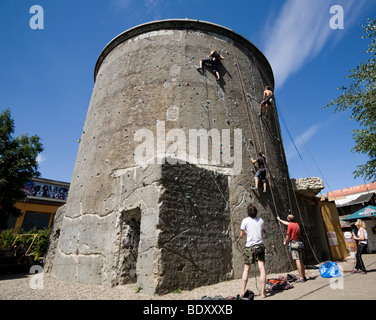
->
[264,253,376,300]
[48,19,296,294]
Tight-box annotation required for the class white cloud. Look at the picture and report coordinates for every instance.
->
[285,123,320,161]
[36,154,46,164]
[262,0,366,89]
[111,0,164,19]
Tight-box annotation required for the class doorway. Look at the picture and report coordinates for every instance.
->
[117,208,141,285]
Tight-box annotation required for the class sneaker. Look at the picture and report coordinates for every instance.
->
[258,112,262,117]
[251,186,257,190]
[351,269,359,274]
[263,190,267,193]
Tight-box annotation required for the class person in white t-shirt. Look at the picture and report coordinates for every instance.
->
[240,203,266,298]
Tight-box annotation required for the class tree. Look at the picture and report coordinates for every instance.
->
[0,108,43,229]
[324,18,376,182]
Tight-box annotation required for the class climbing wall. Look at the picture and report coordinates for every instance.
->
[48,20,295,294]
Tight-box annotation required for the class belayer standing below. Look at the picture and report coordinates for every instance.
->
[259,86,273,118]
[198,50,224,82]
[277,214,307,282]
[251,150,267,193]
[240,203,267,298]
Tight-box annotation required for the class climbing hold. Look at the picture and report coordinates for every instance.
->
[186,196,191,199]
[78,139,81,143]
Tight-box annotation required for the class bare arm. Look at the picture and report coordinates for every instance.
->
[284,234,290,246]
[277,216,290,226]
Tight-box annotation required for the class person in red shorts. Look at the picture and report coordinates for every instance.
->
[277,214,307,282]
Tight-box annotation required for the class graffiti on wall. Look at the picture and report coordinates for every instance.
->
[23,180,69,201]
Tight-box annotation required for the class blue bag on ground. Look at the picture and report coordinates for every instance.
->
[319,261,343,278]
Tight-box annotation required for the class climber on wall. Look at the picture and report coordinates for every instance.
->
[251,150,267,193]
[259,86,273,118]
[197,49,224,82]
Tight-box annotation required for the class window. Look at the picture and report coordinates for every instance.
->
[22,211,51,231]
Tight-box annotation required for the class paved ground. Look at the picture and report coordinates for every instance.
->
[265,253,376,300]
[0,254,375,301]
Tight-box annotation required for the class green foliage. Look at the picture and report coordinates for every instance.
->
[0,229,17,248]
[33,228,51,259]
[0,108,44,229]
[133,285,142,293]
[0,227,51,259]
[324,18,376,181]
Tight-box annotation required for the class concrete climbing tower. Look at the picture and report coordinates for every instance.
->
[47,19,296,295]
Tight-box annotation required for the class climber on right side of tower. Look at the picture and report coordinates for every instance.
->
[259,86,273,118]
[251,150,267,193]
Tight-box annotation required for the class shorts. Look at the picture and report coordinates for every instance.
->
[255,169,266,182]
[201,58,219,73]
[243,244,265,264]
[289,241,304,260]
[261,96,272,106]
[290,248,303,260]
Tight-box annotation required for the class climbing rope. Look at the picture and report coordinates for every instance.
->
[230,44,294,270]
[251,56,326,264]
[196,42,323,267]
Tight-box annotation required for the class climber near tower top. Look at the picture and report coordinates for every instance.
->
[197,49,224,82]
[259,86,273,118]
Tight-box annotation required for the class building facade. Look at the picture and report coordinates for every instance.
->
[9,178,69,231]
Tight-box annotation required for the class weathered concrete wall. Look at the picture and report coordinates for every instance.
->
[156,162,232,294]
[292,177,325,198]
[47,19,296,294]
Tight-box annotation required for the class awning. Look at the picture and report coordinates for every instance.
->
[341,205,376,221]
[336,192,375,207]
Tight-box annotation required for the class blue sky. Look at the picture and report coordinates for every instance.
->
[1,0,375,194]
